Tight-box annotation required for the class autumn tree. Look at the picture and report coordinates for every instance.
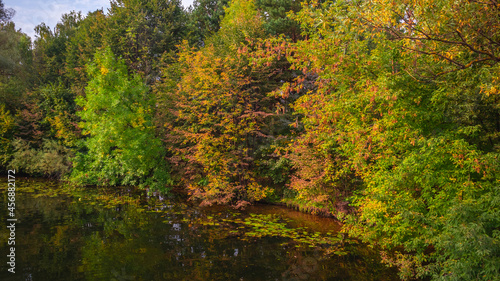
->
[158,0,295,206]
[4,12,84,176]
[283,0,500,279]
[358,0,500,152]
[0,4,35,171]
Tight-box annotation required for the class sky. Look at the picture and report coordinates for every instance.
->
[4,0,194,40]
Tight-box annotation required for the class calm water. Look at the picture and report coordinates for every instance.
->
[0,178,399,280]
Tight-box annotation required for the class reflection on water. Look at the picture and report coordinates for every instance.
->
[0,178,399,280]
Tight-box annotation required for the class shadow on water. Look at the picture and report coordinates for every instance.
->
[0,177,399,280]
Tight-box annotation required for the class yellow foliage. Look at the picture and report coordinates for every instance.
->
[100,66,108,76]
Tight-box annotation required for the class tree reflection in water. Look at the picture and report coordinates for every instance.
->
[0,178,398,281]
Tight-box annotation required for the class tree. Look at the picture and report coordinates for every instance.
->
[31,12,82,87]
[283,0,500,279]
[71,47,170,190]
[357,0,500,152]
[64,9,107,97]
[104,0,187,82]
[186,0,229,47]
[0,7,34,170]
[0,104,14,166]
[359,0,500,79]
[0,22,32,109]
[159,0,295,206]
[0,0,14,23]
[255,0,302,41]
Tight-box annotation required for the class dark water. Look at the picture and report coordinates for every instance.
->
[0,178,399,281]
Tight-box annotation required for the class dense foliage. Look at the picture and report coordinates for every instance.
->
[1,0,498,279]
[70,47,170,190]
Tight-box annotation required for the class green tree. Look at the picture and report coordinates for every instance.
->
[255,0,302,41]
[0,22,32,109]
[186,0,229,47]
[104,0,186,82]
[71,47,170,190]
[32,12,81,86]
[64,9,108,97]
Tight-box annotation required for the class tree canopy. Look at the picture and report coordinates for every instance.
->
[1,0,499,279]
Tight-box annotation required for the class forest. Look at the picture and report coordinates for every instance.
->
[0,0,499,279]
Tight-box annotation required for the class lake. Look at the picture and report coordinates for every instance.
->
[0,178,399,280]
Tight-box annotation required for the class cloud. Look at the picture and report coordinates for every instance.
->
[5,0,110,39]
[5,0,194,40]
[182,0,194,8]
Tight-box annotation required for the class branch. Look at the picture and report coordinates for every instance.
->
[381,18,500,62]
[476,29,500,48]
[401,46,466,68]
[454,29,500,62]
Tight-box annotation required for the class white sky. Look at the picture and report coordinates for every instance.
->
[4,0,194,40]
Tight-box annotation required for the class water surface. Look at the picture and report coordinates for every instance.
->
[0,178,398,280]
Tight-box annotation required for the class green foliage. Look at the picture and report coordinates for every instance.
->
[9,138,74,177]
[64,10,107,95]
[8,82,80,153]
[37,81,80,147]
[32,12,81,86]
[430,177,500,280]
[254,139,292,186]
[0,103,14,165]
[71,47,170,191]
[0,22,32,109]
[255,0,302,40]
[283,0,500,279]
[104,0,186,81]
[2,0,499,279]
[348,137,500,280]
[186,0,229,46]
[0,22,22,75]
[219,0,264,41]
